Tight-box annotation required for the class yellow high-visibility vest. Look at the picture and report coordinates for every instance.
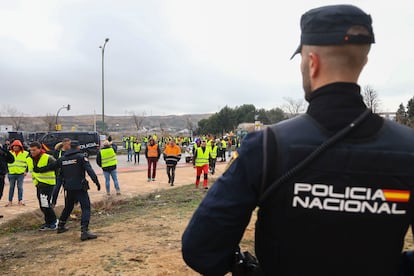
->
[133,143,141,153]
[195,147,210,167]
[210,145,218,159]
[8,151,28,174]
[100,147,117,168]
[26,154,56,186]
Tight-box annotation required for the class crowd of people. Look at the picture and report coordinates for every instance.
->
[0,133,241,234]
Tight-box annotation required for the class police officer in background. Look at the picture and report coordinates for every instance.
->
[182,5,414,276]
[35,140,101,241]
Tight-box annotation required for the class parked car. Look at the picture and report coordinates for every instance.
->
[183,142,195,163]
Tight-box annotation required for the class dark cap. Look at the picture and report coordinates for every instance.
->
[291,4,375,59]
[70,140,80,148]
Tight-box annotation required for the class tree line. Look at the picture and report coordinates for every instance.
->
[395,97,414,127]
[196,104,288,135]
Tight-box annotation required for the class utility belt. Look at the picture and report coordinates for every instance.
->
[232,250,414,276]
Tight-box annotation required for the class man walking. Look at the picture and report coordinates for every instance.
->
[97,140,121,196]
[35,140,101,241]
[220,138,227,162]
[163,140,181,186]
[145,138,160,182]
[209,140,218,175]
[192,140,210,189]
[26,142,58,231]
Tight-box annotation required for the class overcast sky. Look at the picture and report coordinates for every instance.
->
[1,0,413,116]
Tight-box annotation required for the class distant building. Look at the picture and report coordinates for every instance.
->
[0,125,13,131]
[377,112,396,121]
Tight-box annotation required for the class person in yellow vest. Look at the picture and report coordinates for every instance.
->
[163,140,182,186]
[26,141,58,231]
[193,140,211,189]
[97,140,121,196]
[6,140,28,206]
[209,140,218,175]
[143,136,149,146]
[192,139,201,156]
[133,139,141,165]
[220,138,227,162]
[145,138,161,181]
[125,137,133,162]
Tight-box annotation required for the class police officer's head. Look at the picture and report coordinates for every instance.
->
[292,5,375,100]
[70,140,80,150]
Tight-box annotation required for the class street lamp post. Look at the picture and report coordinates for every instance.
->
[55,104,71,131]
[99,38,110,134]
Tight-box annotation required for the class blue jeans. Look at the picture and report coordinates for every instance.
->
[103,170,120,193]
[8,174,25,202]
[127,149,133,161]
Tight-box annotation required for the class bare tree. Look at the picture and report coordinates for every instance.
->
[130,111,146,131]
[5,105,25,131]
[42,113,56,131]
[186,116,194,132]
[282,97,306,116]
[362,85,380,113]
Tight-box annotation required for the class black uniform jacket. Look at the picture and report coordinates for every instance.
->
[182,82,414,276]
[0,146,14,175]
[38,148,99,190]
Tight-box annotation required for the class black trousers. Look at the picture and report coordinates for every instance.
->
[36,183,57,225]
[134,152,140,163]
[166,165,176,183]
[60,189,91,227]
[221,149,226,160]
[0,174,5,199]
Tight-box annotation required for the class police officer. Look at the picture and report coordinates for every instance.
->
[182,5,414,276]
[35,140,101,241]
[0,144,14,218]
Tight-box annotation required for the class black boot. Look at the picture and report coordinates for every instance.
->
[57,220,69,234]
[80,225,97,241]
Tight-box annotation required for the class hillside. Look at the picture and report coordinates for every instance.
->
[0,113,211,135]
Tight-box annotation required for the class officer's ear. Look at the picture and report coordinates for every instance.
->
[308,52,320,78]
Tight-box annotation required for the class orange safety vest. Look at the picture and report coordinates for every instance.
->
[147,144,159,158]
[164,144,181,156]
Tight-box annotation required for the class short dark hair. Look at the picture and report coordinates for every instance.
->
[29,141,42,149]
